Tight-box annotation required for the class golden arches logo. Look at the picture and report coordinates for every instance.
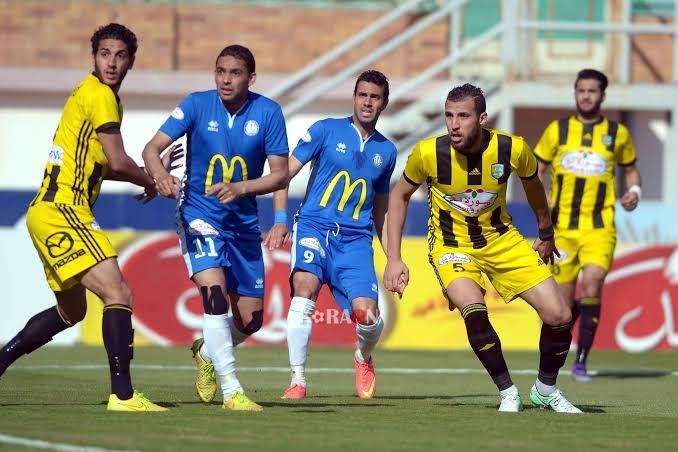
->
[319,171,367,220]
[204,155,248,194]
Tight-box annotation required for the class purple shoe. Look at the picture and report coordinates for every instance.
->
[572,363,592,382]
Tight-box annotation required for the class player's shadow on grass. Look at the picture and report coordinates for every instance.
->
[378,394,487,400]
[593,370,671,379]
[262,401,393,408]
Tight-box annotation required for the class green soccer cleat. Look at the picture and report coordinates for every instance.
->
[223,391,264,412]
[530,384,583,413]
[191,338,217,403]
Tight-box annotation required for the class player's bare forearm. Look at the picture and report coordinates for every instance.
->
[373,193,389,254]
[623,165,641,191]
[521,175,552,230]
[387,177,417,259]
[142,132,174,181]
[241,162,288,197]
[537,161,551,192]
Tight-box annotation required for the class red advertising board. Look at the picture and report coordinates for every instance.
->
[119,233,357,346]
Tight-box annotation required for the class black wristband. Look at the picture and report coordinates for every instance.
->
[538,225,554,241]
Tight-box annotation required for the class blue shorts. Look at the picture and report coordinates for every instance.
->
[177,211,264,298]
[290,220,378,313]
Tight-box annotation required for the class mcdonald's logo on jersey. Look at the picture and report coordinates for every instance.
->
[319,170,367,220]
[204,155,248,194]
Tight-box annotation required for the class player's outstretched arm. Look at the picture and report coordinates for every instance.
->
[263,156,303,250]
[142,130,182,199]
[521,175,559,265]
[620,164,641,211]
[383,176,418,296]
[99,128,155,191]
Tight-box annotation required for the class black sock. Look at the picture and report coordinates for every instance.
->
[0,306,71,376]
[102,304,134,400]
[576,297,601,365]
[571,299,581,325]
[538,321,573,385]
[461,303,512,391]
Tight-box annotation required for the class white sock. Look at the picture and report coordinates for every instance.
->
[536,380,557,396]
[499,385,519,397]
[203,313,242,398]
[199,315,248,361]
[227,316,249,346]
[286,296,315,386]
[355,316,384,363]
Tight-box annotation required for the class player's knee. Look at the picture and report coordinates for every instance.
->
[103,281,133,308]
[542,304,572,327]
[351,301,379,325]
[239,309,264,335]
[291,271,320,300]
[200,285,229,315]
[58,303,86,324]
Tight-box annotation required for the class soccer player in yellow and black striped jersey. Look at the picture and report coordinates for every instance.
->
[0,23,169,412]
[385,84,582,413]
[534,69,641,381]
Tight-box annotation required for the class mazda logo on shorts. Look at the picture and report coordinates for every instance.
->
[45,231,74,258]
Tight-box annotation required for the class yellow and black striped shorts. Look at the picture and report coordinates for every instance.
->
[26,202,117,291]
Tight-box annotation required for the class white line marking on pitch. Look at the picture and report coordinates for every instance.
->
[0,434,137,452]
[14,365,678,377]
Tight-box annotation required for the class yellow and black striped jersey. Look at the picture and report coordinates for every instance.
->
[33,73,121,207]
[534,116,636,231]
[403,129,537,249]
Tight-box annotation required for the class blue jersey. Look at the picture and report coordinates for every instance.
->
[160,90,288,232]
[293,117,396,236]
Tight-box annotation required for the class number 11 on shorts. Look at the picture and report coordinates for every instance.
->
[194,237,217,259]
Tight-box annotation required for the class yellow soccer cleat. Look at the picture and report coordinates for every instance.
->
[107,391,168,412]
[191,338,217,403]
[223,391,264,412]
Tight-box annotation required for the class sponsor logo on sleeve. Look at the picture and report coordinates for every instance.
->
[171,107,184,120]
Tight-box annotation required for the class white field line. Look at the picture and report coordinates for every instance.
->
[13,364,678,377]
[0,434,137,452]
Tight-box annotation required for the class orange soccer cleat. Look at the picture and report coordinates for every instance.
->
[354,356,376,400]
[281,384,307,399]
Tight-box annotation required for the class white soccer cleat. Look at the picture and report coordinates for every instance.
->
[498,391,523,412]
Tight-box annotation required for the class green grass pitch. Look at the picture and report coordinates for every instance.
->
[1,346,677,451]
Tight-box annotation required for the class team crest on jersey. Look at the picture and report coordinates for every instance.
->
[602,134,613,147]
[560,150,607,176]
[373,153,383,168]
[244,120,259,136]
[438,253,471,265]
[171,107,184,120]
[207,120,219,132]
[336,143,346,153]
[491,163,505,180]
[443,189,498,215]
[47,144,64,165]
[188,219,218,236]
[299,237,326,258]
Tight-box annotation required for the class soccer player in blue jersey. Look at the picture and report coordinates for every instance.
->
[142,45,289,411]
[266,70,396,400]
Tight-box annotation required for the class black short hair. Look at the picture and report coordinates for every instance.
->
[216,45,256,74]
[91,23,137,58]
[354,70,390,102]
[446,83,486,114]
[575,69,608,92]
